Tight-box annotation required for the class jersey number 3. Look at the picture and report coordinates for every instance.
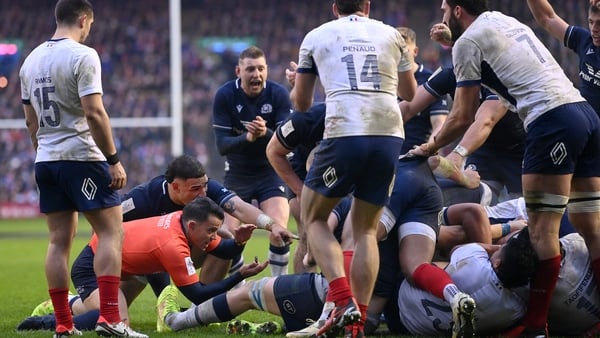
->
[341,54,381,91]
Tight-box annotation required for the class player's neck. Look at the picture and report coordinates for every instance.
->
[52,27,80,42]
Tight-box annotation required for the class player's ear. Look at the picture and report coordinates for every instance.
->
[78,14,87,28]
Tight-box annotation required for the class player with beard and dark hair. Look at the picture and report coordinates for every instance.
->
[411,1,600,336]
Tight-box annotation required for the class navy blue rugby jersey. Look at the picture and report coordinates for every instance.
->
[565,25,600,114]
[121,175,236,221]
[401,64,449,153]
[212,78,292,174]
[275,103,326,180]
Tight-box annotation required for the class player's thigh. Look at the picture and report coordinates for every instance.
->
[259,196,290,226]
[524,102,600,177]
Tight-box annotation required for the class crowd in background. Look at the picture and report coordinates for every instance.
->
[0,0,584,208]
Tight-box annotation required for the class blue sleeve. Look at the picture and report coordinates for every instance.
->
[424,67,457,99]
[177,272,244,305]
[564,25,587,54]
[213,127,250,156]
[212,86,249,155]
[427,95,449,117]
[206,179,237,208]
[209,238,245,259]
[121,187,152,222]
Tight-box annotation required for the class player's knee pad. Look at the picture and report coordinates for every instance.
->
[568,191,600,213]
[523,191,568,214]
[398,221,436,242]
[247,277,270,312]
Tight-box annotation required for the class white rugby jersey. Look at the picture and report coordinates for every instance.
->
[19,38,105,162]
[484,197,527,220]
[549,233,600,335]
[398,244,526,335]
[453,11,585,130]
[297,15,412,139]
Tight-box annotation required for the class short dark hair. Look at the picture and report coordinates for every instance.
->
[591,2,600,15]
[182,196,224,224]
[335,0,367,15]
[496,227,538,288]
[165,155,206,183]
[55,0,93,26]
[396,27,416,45]
[446,0,488,16]
[239,46,265,61]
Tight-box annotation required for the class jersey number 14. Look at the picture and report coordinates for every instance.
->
[341,54,382,91]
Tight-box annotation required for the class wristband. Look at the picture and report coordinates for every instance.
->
[256,214,274,231]
[106,153,120,165]
[501,223,511,237]
[452,145,469,157]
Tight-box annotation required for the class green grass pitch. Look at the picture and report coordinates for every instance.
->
[0,218,417,338]
[0,217,293,338]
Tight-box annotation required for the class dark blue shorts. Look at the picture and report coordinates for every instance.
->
[273,273,327,331]
[388,157,443,234]
[35,161,121,213]
[71,245,98,302]
[304,136,403,206]
[524,102,600,176]
[224,171,287,203]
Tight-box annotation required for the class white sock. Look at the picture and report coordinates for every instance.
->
[268,244,290,276]
[442,283,460,304]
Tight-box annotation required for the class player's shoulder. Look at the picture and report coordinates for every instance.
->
[266,80,290,94]
[215,79,238,94]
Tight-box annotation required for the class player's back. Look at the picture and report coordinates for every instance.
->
[398,244,525,335]
[19,38,104,162]
[455,11,584,129]
[299,15,407,138]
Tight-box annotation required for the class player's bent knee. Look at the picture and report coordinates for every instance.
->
[247,277,270,311]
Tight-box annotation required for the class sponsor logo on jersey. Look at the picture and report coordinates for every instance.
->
[282,299,296,314]
[185,257,196,275]
[281,120,295,138]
